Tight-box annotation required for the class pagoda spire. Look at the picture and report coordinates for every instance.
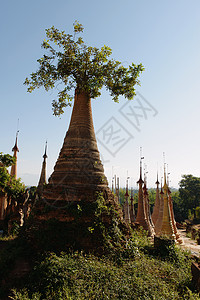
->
[135,148,153,236]
[10,130,19,179]
[37,141,48,195]
[143,168,155,235]
[123,172,130,224]
[155,176,164,235]
[129,187,135,223]
[152,171,160,225]
[157,163,175,239]
[167,173,182,243]
[116,176,120,204]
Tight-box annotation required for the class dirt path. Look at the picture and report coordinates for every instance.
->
[178,229,200,257]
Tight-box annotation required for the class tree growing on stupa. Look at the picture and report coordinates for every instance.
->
[24,21,144,116]
[24,22,144,253]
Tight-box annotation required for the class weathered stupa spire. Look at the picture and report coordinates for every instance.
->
[37,141,48,195]
[152,171,160,225]
[123,173,130,224]
[43,90,110,205]
[10,130,19,179]
[135,148,153,235]
[129,187,135,223]
[167,171,182,242]
[143,168,155,235]
[115,176,120,204]
[157,163,175,239]
[155,177,164,235]
[39,89,122,229]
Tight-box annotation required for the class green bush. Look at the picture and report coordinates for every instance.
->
[9,251,199,300]
[0,229,199,300]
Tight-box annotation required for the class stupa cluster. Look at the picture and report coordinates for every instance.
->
[115,155,182,243]
[0,130,181,243]
[0,90,181,245]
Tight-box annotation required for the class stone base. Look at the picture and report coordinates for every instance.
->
[26,191,128,254]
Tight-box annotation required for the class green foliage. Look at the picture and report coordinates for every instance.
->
[9,250,199,300]
[9,221,21,237]
[10,289,41,300]
[25,192,129,254]
[0,152,16,167]
[0,153,25,199]
[93,192,128,251]
[0,230,199,300]
[7,177,25,200]
[178,174,200,220]
[153,236,190,267]
[24,21,144,116]
[171,190,182,222]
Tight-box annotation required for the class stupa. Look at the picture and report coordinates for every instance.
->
[123,177,130,224]
[129,188,135,223]
[42,90,113,209]
[30,90,127,252]
[10,131,19,179]
[37,142,48,195]
[154,179,164,235]
[156,166,175,239]
[143,172,155,236]
[135,154,154,236]
[151,173,160,225]
[168,186,182,243]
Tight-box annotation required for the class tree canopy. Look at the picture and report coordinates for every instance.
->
[178,174,200,220]
[0,152,16,168]
[0,153,25,200]
[24,21,144,116]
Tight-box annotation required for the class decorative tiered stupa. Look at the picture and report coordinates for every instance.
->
[10,131,19,179]
[37,142,48,195]
[30,90,126,252]
[42,90,115,209]
[135,153,154,236]
[129,188,135,223]
[155,166,175,239]
[154,179,164,235]
[151,173,160,225]
[167,172,182,243]
[143,171,155,236]
[123,177,130,224]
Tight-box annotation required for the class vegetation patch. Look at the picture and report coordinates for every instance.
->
[23,192,129,255]
[8,248,199,300]
[0,228,199,299]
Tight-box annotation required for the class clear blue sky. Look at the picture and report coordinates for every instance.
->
[1,0,200,188]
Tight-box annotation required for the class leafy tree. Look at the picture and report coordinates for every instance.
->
[24,21,144,116]
[170,190,182,222]
[0,153,25,200]
[147,189,156,213]
[0,152,15,168]
[178,174,200,220]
